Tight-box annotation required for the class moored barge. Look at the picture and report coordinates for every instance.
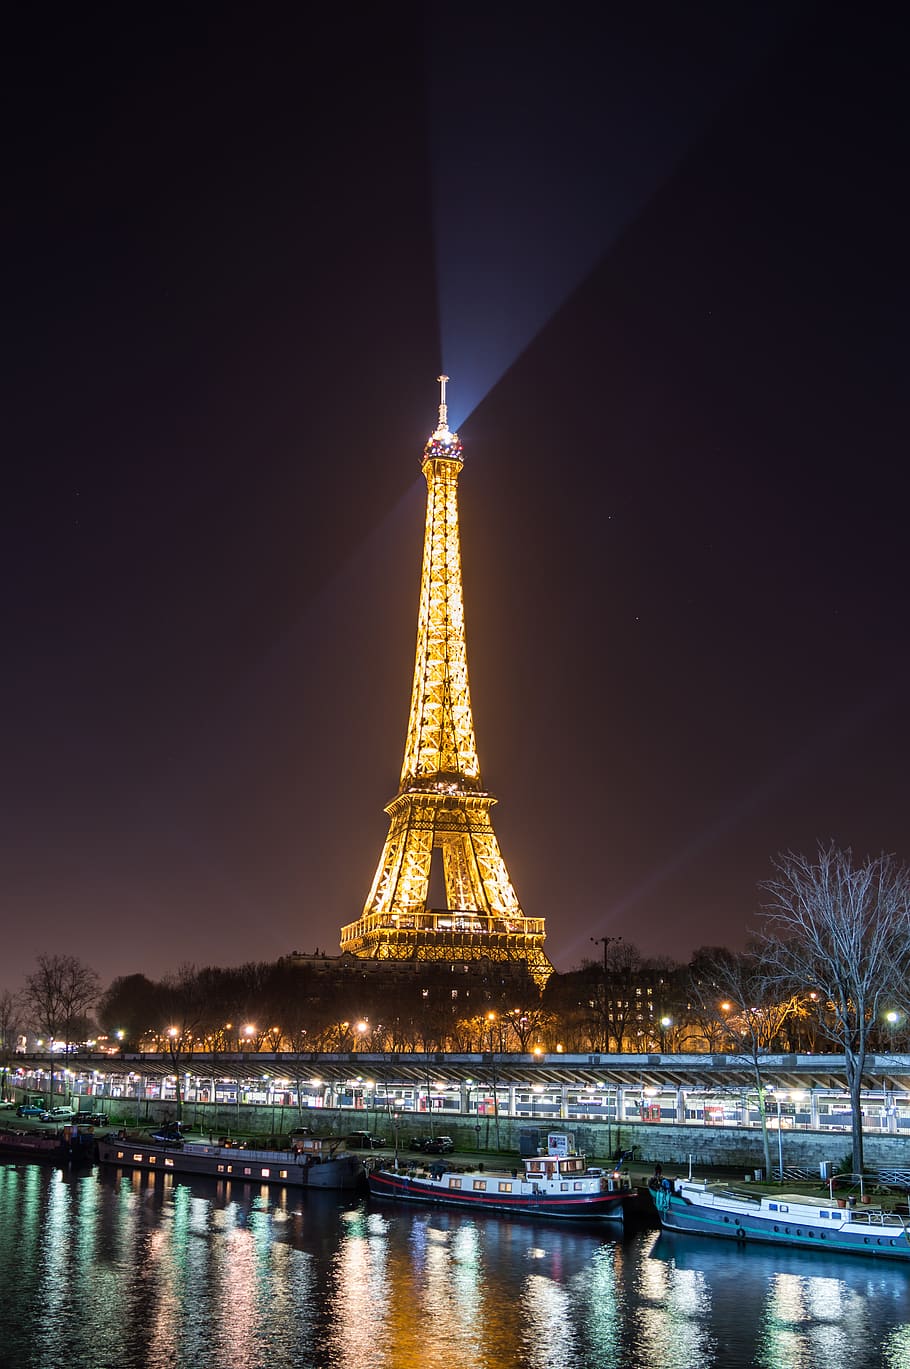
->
[96,1133,365,1190]
[652,1178,910,1261]
[368,1134,635,1221]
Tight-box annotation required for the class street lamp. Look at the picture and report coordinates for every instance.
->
[885,1010,899,1050]
[770,1090,794,1180]
[485,1013,501,1151]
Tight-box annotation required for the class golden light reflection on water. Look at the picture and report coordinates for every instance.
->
[3,1167,910,1369]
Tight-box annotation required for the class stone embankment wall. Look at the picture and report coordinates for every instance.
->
[566,1121,910,1173]
[429,1117,909,1173]
[155,1102,909,1172]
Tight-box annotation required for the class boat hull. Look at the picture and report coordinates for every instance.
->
[368,1166,627,1221]
[654,1183,910,1262]
[96,1137,365,1190]
[0,1127,94,1166]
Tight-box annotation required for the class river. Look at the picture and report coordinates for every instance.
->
[1,1160,908,1369]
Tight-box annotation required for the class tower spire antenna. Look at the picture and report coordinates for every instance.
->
[436,373,450,435]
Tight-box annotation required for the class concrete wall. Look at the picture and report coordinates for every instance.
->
[154,1101,910,1174]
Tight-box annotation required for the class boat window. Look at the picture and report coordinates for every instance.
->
[261,1168,270,1177]
[448,1178,462,1189]
[472,1180,487,1191]
[165,1158,174,1168]
[497,1182,512,1193]
[574,1182,584,1191]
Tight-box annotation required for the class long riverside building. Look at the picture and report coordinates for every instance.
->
[11,1051,910,1142]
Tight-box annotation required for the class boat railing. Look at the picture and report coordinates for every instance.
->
[184,1142,306,1165]
[843,1206,909,1230]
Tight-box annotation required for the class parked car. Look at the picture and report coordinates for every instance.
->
[420,1136,454,1154]
[345,1130,386,1149]
[40,1106,75,1122]
[74,1111,109,1126]
[16,1103,46,1117]
[0,1099,15,1109]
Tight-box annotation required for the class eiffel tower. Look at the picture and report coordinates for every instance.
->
[340,378,553,987]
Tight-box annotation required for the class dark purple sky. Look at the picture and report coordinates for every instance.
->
[3,4,908,993]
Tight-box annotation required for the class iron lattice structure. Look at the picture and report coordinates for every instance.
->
[340,379,553,987]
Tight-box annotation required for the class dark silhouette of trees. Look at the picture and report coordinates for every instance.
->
[0,990,21,1101]
[97,974,159,1048]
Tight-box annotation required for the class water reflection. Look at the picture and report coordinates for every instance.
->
[1,1164,908,1369]
[651,1229,910,1369]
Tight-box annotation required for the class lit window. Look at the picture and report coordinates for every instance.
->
[472,1180,487,1191]
[261,1168,270,1177]
[498,1182,513,1193]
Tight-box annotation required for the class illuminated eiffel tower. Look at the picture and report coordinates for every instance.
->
[340,378,553,987]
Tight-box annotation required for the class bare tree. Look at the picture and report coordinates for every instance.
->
[759,844,910,1176]
[0,990,22,1101]
[23,953,101,1107]
[688,946,800,1180]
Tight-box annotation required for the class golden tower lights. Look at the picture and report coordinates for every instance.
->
[340,379,553,987]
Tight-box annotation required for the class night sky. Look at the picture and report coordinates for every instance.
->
[3,4,908,993]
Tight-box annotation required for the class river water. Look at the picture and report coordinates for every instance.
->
[1,1161,909,1369]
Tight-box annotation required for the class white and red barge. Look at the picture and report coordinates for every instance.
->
[368,1134,635,1222]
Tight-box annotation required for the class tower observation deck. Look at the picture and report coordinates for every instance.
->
[339,379,553,987]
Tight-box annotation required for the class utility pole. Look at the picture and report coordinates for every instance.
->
[591,936,621,1052]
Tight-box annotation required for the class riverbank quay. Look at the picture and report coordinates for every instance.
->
[10,1106,908,1187]
[8,1049,909,1180]
[4,1115,908,1213]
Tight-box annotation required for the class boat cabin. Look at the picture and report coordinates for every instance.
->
[524,1154,587,1180]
